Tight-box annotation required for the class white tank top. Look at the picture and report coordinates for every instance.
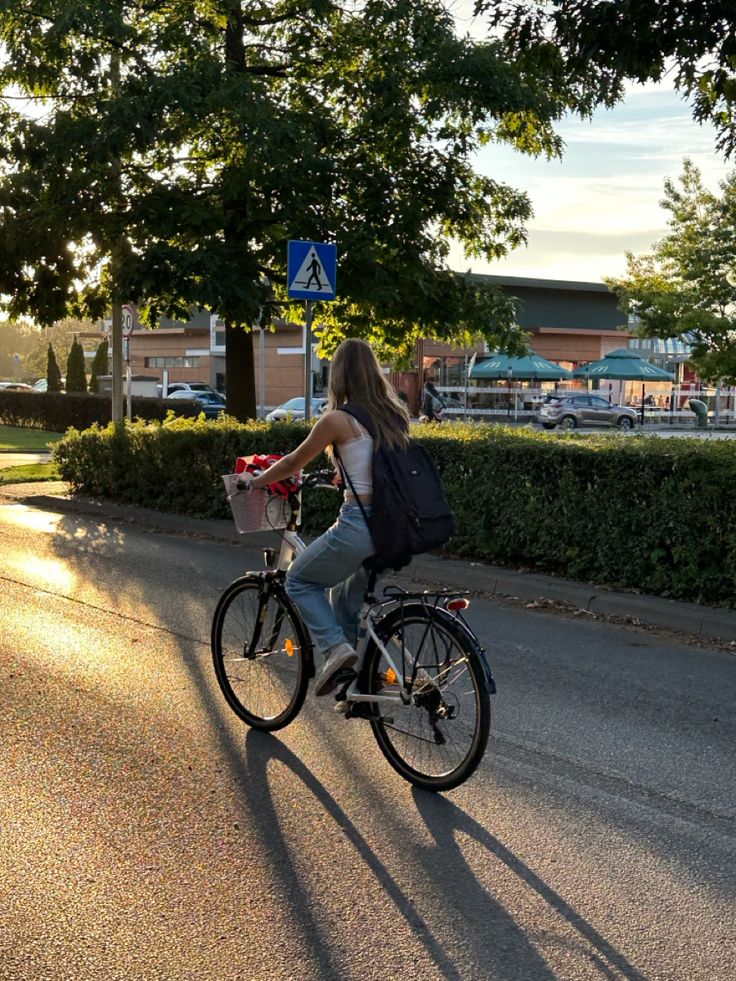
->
[337,415,373,497]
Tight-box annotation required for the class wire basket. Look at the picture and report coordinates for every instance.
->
[222,474,291,534]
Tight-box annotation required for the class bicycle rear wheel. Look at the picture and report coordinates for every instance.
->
[211,575,310,731]
[365,606,490,792]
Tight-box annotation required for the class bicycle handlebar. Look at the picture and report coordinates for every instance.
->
[301,468,340,491]
[235,468,339,494]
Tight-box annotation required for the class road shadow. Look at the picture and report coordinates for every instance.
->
[240,729,556,981]
[411,789,649,981]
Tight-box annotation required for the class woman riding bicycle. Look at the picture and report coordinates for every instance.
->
[242,338,411,697]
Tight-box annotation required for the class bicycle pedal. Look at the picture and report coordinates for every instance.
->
[332,667,357,685]
[334,701,351,716]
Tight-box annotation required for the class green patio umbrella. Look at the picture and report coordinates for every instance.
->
[470,352,573,380]
[572,348,674,381]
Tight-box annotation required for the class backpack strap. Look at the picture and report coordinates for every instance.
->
[338,402,377,438]
[332,442,373,531]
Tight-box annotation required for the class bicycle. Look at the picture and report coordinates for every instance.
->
[211,466,496,792]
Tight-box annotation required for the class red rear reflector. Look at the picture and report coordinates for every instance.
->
[446,598,469,611]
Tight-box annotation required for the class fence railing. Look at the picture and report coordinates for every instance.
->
[433,385,736,425]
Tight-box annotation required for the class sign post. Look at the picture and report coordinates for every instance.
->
[122,304,134,422]
[287,240,337,421]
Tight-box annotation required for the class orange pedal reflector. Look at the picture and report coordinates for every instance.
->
[385,667,397,685]
[446,598,469,611]
[285,638,295,656]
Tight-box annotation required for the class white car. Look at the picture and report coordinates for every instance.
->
[266,397,328,422]
[0,381,35,391]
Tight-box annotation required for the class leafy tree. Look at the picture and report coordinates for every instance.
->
[22,318,97,380]
[65,335,88,392]
[605,159,736,383]
[0,320,36,378]
[482,0,736,156]
[46,343,63,392]
[89,337,109,393]
[0,0,600,420]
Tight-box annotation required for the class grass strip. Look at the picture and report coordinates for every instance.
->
[0,425,64,452]
[0,462,61,485]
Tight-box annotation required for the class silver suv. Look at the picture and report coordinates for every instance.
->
[538,394,637,431]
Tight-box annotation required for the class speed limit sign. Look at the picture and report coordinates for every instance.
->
[122,304,134,338]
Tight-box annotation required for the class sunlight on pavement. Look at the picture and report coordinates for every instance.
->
[7,553,76,593]
[0,504,64,534]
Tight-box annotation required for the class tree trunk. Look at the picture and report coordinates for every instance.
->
[223,2,256,422]
[225,321,257,420]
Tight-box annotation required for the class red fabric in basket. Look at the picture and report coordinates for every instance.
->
[234,454,300,498]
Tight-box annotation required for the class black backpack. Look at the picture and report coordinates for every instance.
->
[335,403,454,562]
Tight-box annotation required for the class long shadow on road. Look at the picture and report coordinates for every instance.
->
[412,790,649,981]
[241,729,556,981]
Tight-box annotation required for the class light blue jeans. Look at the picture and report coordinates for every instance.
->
[285,503,374,656]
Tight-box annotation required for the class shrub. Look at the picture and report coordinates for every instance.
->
[52,420,736,606]
[0,389,199,431]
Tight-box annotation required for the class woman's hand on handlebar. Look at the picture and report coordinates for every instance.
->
[302,468,341,491]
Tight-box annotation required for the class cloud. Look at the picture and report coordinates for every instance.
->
[465,83,732,280]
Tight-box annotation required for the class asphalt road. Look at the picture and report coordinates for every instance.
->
[1,498,734,981]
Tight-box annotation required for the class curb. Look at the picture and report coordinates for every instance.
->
[3,481,736,644]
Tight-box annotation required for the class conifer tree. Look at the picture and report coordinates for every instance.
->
[65,336,88,393]
[46,344,62,392]
[89,338,109,394]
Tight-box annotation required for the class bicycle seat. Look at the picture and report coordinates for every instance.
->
[362,554,411,574]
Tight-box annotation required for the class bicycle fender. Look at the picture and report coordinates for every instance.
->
[377,602,496,695]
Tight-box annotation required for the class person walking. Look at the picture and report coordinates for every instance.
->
[241,338,411,696]
[422,379,445,422]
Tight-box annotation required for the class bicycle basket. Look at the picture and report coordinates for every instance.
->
[222,474,291,533]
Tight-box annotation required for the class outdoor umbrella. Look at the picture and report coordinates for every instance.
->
[470,352,573,380]
[572,348,674,381]
[573,347,675,423]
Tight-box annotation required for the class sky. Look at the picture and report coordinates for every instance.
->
[448,3,733,285]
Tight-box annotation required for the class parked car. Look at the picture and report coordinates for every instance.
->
[266,397,328,422]
[165,389,225,419]
[0,381,35,391]
[537,394,637,430]
[159,381,222,397]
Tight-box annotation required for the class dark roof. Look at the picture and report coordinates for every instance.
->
[466,272,626,333]
[474,273,611,294]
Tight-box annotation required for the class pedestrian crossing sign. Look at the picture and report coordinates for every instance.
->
[287,240,337,301]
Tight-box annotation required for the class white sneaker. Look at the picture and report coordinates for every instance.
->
[315,643,358,697]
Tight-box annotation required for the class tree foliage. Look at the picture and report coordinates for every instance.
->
[482,0,736,157]
[65,335,88,392]
[46,343,62,392]
[606,160,736,383]
[0,0,600,418]
[21,317,96,380]
[89,337,109,393]
[0,319,36,378]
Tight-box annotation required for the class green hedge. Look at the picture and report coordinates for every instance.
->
[0,390,198,431]
[54,418,736,606]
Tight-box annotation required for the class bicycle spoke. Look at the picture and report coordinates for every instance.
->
[370,615,487,785]
[213,579,306,729]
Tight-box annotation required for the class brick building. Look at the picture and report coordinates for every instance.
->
[115,276,637,412]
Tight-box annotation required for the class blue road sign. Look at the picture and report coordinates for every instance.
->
[287,240,337,301]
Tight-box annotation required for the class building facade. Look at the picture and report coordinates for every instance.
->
[116,276,634,411]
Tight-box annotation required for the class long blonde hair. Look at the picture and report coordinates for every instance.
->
[328,338,410,448]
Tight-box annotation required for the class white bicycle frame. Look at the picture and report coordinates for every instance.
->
[273,513,408,707]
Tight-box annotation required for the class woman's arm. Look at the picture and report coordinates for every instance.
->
[250,411,343,489]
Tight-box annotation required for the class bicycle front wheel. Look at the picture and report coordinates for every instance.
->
[365,607,491,792]
[211,575,310,731]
